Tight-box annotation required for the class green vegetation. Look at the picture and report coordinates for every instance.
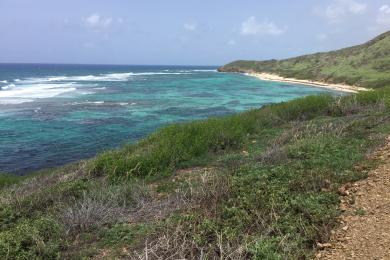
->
[219,31,390,88]
[0,217,63,259]
[0,173,23,188]
[2,32,390,258]
[1,86,390,258]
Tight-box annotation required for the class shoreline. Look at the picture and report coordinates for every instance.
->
[245,72,370,93]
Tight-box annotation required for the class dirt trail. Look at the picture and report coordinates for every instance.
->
[317,137,390,259]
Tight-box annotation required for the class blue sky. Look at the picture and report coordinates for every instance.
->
[0,0,389,65]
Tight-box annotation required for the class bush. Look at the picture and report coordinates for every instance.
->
[0,217,63,260]
[60,195,126,234]
[248,238,283,260]
[100,223,152,247]
[258,144,288,165]
[60,182,149,233]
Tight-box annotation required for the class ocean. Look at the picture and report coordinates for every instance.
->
[0,64,340,175]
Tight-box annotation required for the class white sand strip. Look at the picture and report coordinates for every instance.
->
[246,72,370,93]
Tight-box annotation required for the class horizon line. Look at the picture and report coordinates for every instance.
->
[0,62,221,67]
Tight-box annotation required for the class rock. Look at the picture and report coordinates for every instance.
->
[317,242,332,249]
[338,187,350,196]
[340,203,348,211]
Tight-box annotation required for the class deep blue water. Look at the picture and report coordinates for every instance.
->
[0,64,340,175]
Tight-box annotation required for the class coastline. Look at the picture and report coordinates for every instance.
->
[245,72,370,93]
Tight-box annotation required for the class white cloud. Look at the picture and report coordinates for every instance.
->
[117,17,124,24]
[83,13,115,30]
[377,5,390,25]
[183,22,197,31]
[228,39,236,46]
[346,0,367,14]
[380,4,390,13]
[316,0,367,24]
[241,16,285,36]
[317,33,328,41]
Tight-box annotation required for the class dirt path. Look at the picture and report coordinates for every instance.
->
[317,137,390,259]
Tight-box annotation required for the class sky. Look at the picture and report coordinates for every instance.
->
[0,0,389,65]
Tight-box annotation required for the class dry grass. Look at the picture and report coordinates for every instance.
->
[332,96,387,116]
[107,170,236,259]
[128,196,184,224]
[129,169,231,223]
[176,170,232,217]
[0,162,86,205]
[60,194,127,234]
[131,225,250,260]
[258,119,352,165]
[277,121,350,144]
[258,144,288,165]
[60,181,151,234]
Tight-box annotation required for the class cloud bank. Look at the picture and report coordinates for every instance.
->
[83,14,117,31]
[241,16,285,36]
[183,22,197,31]
[377,5,390,26]
[316,0,367,24]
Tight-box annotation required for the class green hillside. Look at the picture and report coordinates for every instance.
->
[219,31,390,88]
[1,32,390,259]
[2,88,390,259]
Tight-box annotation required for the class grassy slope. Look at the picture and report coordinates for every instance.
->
[218,31,390,88]
[1,88,390,259]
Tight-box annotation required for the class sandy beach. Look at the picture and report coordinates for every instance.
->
[246,72,370,93]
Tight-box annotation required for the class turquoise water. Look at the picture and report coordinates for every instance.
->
[0,64,340,174]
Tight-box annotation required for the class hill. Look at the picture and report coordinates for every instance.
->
[1,87,390,259]
[219,31,390,88]
[1,31,390,259]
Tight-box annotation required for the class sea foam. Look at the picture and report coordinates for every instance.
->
[0,69,204,105]
[1,84,15,90]
[192,69,217,72]
[0,82,78,104]
[14,71,194,85]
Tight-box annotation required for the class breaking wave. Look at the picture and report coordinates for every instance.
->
[0,82,79,104]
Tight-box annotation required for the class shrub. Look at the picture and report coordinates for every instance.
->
[60,182,150,233]
[0,217,63,260]
[258,144,288,165]
[248,238,283,260]
[131,220,250,259]
[60,194,126,234]
[100,223,152,247]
